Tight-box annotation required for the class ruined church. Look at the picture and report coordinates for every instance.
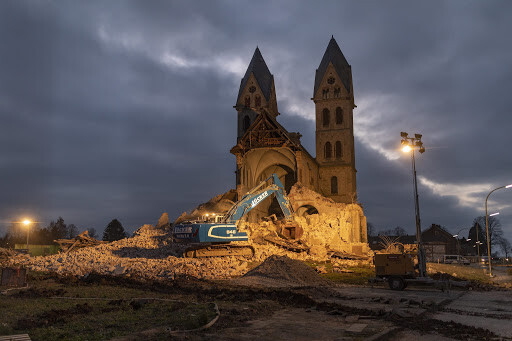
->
[231,37,358,222]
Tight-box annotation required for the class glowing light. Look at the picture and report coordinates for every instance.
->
[452,234,458,238]
[23,220,31,226]
[402,145,412,153]
[489,212,500,217]
[506,184,512,188]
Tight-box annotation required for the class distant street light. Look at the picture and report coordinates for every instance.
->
[489,212,500,217]
[400,132,426,278]
[485,184,512,277]
[22,219,31,251]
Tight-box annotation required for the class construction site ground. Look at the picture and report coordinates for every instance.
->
[1,261,511,341]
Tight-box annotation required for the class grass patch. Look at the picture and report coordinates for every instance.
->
[0,280,217,340]
[321,265,374,285]
[427,263,492,284]
[304,261,375,285]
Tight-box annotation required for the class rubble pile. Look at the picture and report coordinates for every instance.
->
[7,225,367,281]
[0,247,15,265]
[239,255,328,287]
[174,190,237,224]
[54,230,106,253]
[6,180,373,281]
[239,183,370,258]
[9,228,248,280]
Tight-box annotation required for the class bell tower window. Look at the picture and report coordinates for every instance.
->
[244,96,250,107]
[255,95,261,107]
[322,108,330,127]
[335,141,342,159]
[324,142,332,159]
[336,107,343,124]
[334,88,341,98]
[331,176,338,194]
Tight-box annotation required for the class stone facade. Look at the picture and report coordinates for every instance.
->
[230,37,363,236]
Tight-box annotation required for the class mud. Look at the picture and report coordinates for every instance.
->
[12,287,66,298]
[15,303,93,329]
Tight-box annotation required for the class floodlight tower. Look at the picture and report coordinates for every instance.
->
[400,132,426,278]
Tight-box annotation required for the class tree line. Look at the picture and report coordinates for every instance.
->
[0,217,128,248]
[367,215,511,257]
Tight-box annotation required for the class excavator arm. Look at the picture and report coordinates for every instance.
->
[223,174,294,224]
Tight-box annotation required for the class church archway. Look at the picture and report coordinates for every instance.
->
[248,163,296,221]
[296,205,319,217]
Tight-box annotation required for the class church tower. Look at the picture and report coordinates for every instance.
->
[234,47,278,141]
[313,36,357,203]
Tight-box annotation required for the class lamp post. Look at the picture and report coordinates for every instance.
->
[22,219,31,251]
[485,184,512,277]
[400,132,426,278]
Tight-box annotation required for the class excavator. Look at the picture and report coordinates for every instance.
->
[173,173,301,258]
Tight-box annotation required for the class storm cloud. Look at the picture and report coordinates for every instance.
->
[1,1,511,242]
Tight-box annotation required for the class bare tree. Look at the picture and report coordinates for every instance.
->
[367,222,375,237]
[473,216,503,255]
[379,226,407,236]
[68,224,79,238]
[87,228,98,240]
[497,236,511,258]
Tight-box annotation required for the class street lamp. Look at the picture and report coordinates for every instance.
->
[22,219,31,251]
[485,184,512,277]
[400,132,426,278]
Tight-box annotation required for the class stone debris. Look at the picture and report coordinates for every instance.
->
[237,183,370,258]
[0,247,15,264]
[239,255,329,287]
[8,226,363,281]
[5,182,374,281]
[54,230,106,253]
[174,190,237,224]
[6,225,368,282]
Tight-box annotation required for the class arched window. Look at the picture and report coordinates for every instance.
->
[336,107,343,124]
[243,116,251,131]
[324,142,332,159]
[331,176,338,194]
[335,141,342,159]
[255,95,261,107]
[244,96,250,107]
[322,108,330,127]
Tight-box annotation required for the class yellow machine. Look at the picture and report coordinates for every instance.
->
[373,252,417,290]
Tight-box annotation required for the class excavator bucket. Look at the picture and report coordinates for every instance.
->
[278,221,303,240]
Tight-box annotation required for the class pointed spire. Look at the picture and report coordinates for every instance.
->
[314,36,351,96]
[237,47,274,103]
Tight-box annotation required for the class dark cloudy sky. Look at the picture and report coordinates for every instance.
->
[1,1,511,243]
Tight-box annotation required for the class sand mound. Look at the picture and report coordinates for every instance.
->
[241,255,328,287]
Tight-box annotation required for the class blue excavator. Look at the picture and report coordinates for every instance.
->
[173,173,301,257]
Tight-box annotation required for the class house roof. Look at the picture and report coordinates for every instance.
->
[237,47,274,103]
[314,36,351,96]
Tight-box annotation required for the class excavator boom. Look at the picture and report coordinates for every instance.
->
[173,173,298,257]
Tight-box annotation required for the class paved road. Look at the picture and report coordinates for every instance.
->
[433,290,512,338]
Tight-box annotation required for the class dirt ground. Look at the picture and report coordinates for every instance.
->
[2,261,511,341]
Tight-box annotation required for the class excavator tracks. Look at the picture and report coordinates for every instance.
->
[184,244,255,258]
